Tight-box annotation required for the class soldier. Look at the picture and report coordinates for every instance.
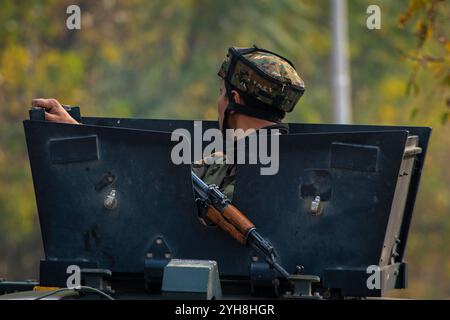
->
[30,45,305,199]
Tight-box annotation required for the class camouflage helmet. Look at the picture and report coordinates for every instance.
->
[218,46,305,116]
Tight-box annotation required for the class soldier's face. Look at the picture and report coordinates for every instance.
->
[217,82,228,131]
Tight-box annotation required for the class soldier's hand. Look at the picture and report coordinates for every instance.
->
[31,98,80,124]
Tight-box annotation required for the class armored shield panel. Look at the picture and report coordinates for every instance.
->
[232,128,430,297]
[23,121,199,273]
[23,114,430,297]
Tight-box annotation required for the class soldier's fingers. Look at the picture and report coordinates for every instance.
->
[45,111,62,122]
[44,111,58,122]
[31,98,52,110]
[31,98,44,108]
[32,98,61,111]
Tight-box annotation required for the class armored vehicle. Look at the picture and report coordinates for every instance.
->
[0,107,431,300]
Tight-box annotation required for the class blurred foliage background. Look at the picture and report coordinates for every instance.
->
[0,0,448,298]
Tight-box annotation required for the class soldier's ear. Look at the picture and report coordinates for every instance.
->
[231,90,245,105]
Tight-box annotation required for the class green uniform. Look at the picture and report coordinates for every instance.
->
[192,152,236,200]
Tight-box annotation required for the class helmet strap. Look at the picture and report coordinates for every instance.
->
[222,81,285,136]
[221,81,234,136]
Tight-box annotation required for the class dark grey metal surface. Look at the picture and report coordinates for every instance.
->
[24,120,198,273]
[233,132,407,273]
[287,122,432,264]
[23,117,431,297]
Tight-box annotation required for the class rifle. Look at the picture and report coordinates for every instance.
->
[191,171,291,279]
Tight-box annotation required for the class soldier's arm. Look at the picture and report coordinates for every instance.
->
[31,98,80,124]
